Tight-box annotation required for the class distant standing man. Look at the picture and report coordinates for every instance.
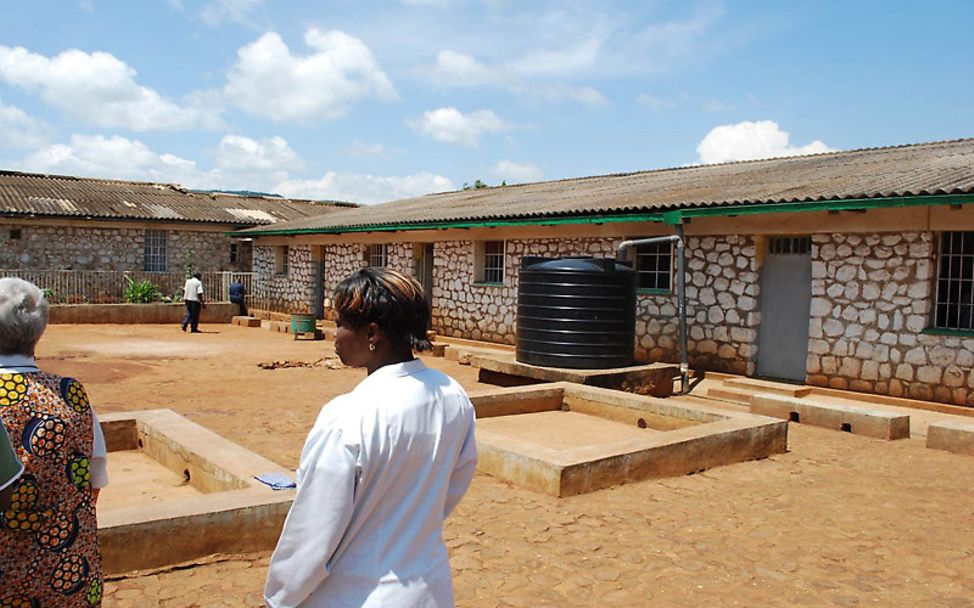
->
[182,272,205,333]
[229,278,247,317]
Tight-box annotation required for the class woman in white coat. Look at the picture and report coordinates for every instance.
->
[265,268,478,608]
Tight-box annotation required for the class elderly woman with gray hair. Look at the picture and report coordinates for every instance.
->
[0,277,108,607]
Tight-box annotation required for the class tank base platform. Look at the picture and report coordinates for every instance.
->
[470,352,679,398]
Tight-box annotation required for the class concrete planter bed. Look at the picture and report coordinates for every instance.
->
[469,382,788,497]
[97,410,293,574]
[50,303,234,324]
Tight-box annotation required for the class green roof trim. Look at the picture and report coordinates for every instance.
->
[238,193,974,237]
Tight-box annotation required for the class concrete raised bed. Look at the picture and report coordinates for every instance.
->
[50,303,234,324]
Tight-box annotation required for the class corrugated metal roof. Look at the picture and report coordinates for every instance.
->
[0,171,356,225]
[241,138,974,235]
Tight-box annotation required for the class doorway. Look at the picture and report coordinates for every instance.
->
[756,236,813,382]
[312,246,325,319]
[414,243,434,299]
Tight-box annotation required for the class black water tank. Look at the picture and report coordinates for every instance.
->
[516,256,636,369]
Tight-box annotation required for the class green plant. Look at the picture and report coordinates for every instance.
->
[182,251,197,278]
[123,276,161,304]
[41,288,62,304]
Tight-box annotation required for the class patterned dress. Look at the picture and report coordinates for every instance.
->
[0,371,103,607]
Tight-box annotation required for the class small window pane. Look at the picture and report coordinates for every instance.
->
[369,244,388,268]
[481,241,504,283]
[143,230,167,272]
[935,232,974,330]
[634,240,672,291]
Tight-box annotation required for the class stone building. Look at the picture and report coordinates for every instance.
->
[0,170,354,275]
[238,138,974,407]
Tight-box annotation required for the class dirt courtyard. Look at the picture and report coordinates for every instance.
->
[33,323,974,607]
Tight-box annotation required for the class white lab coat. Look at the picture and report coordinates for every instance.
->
[265,359,477,608]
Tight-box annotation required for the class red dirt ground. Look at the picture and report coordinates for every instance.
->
[33,324,974,608]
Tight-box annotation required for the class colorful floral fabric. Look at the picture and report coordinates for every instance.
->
[0,372,103,607]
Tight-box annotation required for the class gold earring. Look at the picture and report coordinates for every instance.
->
[369,341,376,351]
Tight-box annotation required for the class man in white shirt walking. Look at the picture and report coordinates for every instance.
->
[181,272,205,333]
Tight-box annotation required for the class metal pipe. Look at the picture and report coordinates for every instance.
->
[674,224,689,394]
[617,233,690,394]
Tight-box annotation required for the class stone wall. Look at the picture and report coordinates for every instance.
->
[807,232,973,406]
[431,236,759,374]
[1,223,247,272]
[253,245,314,313]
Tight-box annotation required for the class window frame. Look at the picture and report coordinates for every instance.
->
[229,243,239,265]
[630,238,673,293]
[275,245,289,276]
[933,231,974,332]
[143,229,168,272]
[367,243,388,268]
[474,240,505,284]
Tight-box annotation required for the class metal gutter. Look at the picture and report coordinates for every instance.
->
[237,193,974,237]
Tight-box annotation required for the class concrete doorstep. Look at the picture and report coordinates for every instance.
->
[926,420,974,456]
[750,393,910,440]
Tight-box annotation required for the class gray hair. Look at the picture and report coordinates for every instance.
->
[0,278,49,356]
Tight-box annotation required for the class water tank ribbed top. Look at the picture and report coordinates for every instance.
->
[516,256,636,369]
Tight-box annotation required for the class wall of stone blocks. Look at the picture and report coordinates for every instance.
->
[253,245,314,314]
[806,232,973,406]
[1,223,246,272]
[430,236,759,374]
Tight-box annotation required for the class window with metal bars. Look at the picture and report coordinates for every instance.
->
[480,241,505,283]
[768,236,811,255]
[934,232,974,331]
[368,244,388,268]
[275,246,289,275]
[143,230,167,272]
[634,241,672,291]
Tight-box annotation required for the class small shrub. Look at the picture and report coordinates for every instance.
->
[123,276,161,304]
[41,288,63,304]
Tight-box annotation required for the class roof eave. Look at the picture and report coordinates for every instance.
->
[238,193,974,238]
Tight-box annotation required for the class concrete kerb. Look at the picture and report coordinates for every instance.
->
[750,393,911,440]
[469,352,679,397]
[97,409,294,574]
[926,420,974,456]
[468,382,788,497]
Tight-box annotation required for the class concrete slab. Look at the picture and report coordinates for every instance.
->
[723,377,812,398]
[750,394,910,440]
[232,316,262,327]
[267,320,291,334]
[471,352,678,397]
[97,409,293,574]
[469,383,787,497]
[926,420,974,456]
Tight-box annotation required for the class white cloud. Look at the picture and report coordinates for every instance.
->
[0,101,52,149]
[407,107,508,148]
[696,120,836,165]
[225,29,397,123]
[0,45,221,132]
[401,0,454,6]
[12,133,450,205]
[12,133,300,192]
[215,134,302,173]
[636,93,673,111]
[490,160,542,183]
[346,140,399,159]
[701,98,731,113]
[200,0,266,26]
[15,134,220,186]
[275,171,454,205]
[428,49,606,106]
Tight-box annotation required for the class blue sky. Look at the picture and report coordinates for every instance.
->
[0,0,971,204]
